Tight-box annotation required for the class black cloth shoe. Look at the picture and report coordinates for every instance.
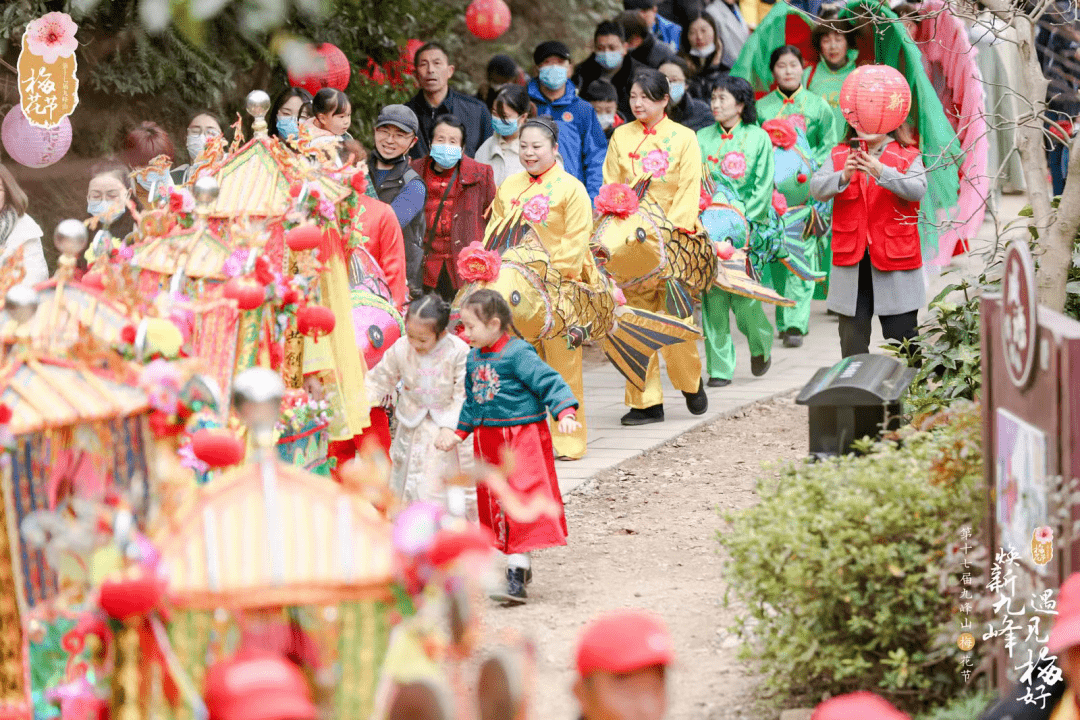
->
[751,355,772,377]
[777,329,789,341]
[621,405,664,426]
[491,568,528,605]
[683,380,708,415]
[783,329,804,348]
[707,377,732,388]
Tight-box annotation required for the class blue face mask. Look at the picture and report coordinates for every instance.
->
[88,199,124,224]
[538,65,569,90]
[277,116,300,139]
[492,116,520,137]
[669,81,686,104]
[596,50,624,70]
[430,144,462,169]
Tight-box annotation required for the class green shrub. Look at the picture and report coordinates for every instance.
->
[718,404,984,713]
[913,690,996,720]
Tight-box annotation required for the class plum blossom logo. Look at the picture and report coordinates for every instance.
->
[1032,525,1054,566]
[719,151,746,180]
[641,149,670,177]
[521,194,551,224]
[25,12,79,64]
[471,364,502,404]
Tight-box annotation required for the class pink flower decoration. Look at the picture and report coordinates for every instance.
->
[1035,526,1054,544]
[224,248,250,278]
[772,189,788,216]
[456,241,501,283]
[641,148,670,177]
[594,183,639,219]
[762,118,798,150]
[25,12,79,64]
[178,442,209,474]
[114,243,134,261]
[612,286,627,306]
[715,241,735,260]
[719,151,746,180]
[317,198,335,220]
[168,188,195,214]
[139,359,182,414]
[521,194,551,224]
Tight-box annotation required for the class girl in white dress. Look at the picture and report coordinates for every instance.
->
[366,295,472,509]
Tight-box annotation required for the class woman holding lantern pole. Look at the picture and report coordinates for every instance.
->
[809,67,927,358]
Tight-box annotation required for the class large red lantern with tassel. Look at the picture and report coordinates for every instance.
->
[838,65,912,135]
[286,224,322,252]
[98,574,166,620]
[297,305,336,339]
[466,0,511,40]
[190,429,245,468]
[223,277,266,311]
[288,43,351,96]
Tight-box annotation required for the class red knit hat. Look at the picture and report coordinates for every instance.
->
[575,610,673,677]
[811,692,910,720]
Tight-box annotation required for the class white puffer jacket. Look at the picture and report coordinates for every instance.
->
[1,214,49,286]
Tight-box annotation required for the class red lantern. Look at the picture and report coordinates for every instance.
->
[466,0,511,40]
[288,43,351,96]
[98,574,165,620]
[223,277,266,310]
[286,225,322,252]
[297,305,336,339]
[1,105,72,169]
[838,65,912,135]
[190,429,245,469]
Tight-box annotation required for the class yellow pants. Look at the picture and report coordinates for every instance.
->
[534,337,587,459]
[623,284,703,409]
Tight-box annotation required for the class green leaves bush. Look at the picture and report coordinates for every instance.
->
[718,403,984,712]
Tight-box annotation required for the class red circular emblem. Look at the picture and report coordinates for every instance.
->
[562,111,574,123]
[1001,239,1037,389]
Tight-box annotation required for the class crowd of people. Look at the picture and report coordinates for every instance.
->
[0,0,950,606]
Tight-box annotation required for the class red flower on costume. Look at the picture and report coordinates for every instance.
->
[167,188,195,214]
[521,194,551,224]
[350,169,368,195]
[0,404,11,424]
[789,113,808,133]
[762,118,798,150]
[772,189,788,216]
[457,242,501,283]
[720,152,746,180]
[594,183,640,219]
[120,324,137,344]
[471,364,502,404]
[641,149,670,177]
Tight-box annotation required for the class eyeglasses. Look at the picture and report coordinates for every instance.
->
[187,127,222,138]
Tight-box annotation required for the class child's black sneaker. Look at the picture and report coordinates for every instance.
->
[491,568,528,606]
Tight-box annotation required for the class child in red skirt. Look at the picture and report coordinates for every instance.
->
[437,289,580,605]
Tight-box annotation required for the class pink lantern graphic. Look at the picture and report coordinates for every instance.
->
[2,105,72,168]
[466,0,512,40]
[838,65,912,135]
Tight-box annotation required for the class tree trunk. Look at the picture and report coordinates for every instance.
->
[1048,132,1080,305]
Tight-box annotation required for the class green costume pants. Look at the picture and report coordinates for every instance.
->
[701,287,774,380]
[762,210,817,335]
[813,231,831,301]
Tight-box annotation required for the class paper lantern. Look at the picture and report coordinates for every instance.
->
[223,277,266,310]
[190,429,245,468]
[286,224,322,252]
[297,304,336,338]
[98,574,165,620]
[1,105,71,168]
[466,0,511,40]
[288,43,351,96]
[839,65,912,135]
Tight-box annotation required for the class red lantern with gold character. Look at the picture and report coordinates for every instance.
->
[838,65,912,135]
[288,43,351,96]
[466,0,511,41]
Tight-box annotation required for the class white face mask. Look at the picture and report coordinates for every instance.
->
[690,44,716,58]
[597,113,616,129]
[186,135,207,162]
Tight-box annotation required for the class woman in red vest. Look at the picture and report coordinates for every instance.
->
[809,129,927,358]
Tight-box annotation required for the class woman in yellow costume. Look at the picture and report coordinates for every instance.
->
[602,67,708,426]
[484,116,594,460]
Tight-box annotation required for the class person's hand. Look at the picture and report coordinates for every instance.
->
[839,150,860,184]
[557,414,581,435]
[854,150,885,179]
[434,428,461,452]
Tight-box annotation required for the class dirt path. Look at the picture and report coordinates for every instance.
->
[482,394,809,720]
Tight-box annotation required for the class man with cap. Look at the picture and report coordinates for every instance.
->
[574,610,673,720]
[368,104,428,299]
[978,572,1080,720]
[405,41,493,160]
[625,0,682,51]
[529,40,608,199]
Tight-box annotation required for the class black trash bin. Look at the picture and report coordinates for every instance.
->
[795,353,916,458]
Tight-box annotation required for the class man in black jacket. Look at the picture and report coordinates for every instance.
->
[571,20,645,122]
[405,42,492,160]
[618,10,677,69]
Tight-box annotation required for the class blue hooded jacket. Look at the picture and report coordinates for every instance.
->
[527,78,607,199]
